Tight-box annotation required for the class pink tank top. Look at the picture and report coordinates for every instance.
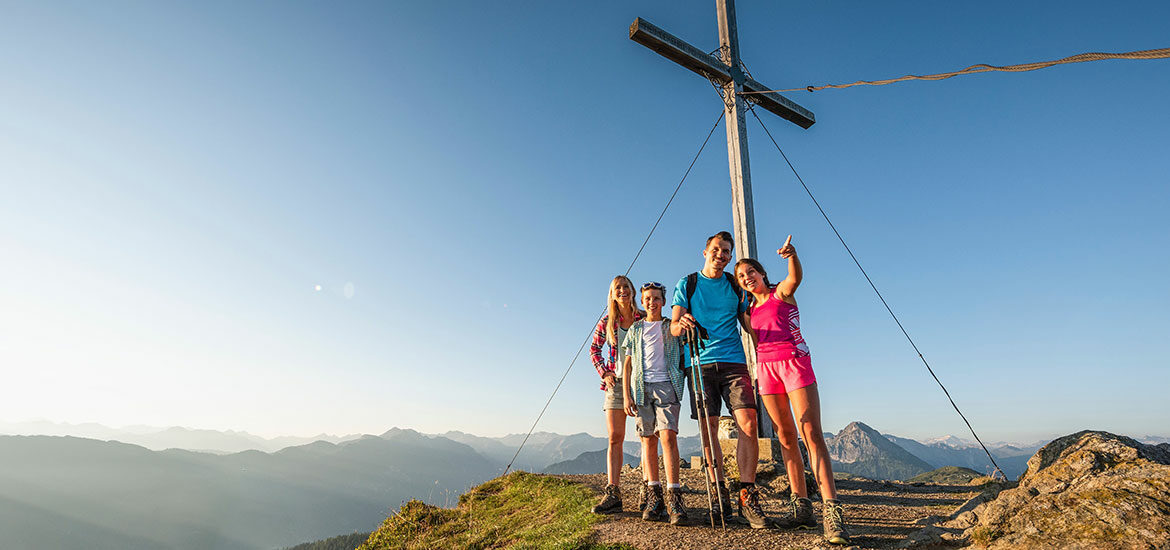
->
[749,293,810,362]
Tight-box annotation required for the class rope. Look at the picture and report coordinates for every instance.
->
[742,46,1170,94]
[502,110,726,475]
[746,105,1007,480]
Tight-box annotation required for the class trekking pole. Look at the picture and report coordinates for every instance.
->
[688,326,726,529]
[687,327,716,528]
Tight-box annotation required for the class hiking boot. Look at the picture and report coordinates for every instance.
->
[823,499,852,545]
[773,495,817,529]
[637,479,648,511]
[738,485,767,529]
[666,487,689,526]
[642,484,666,521]
[591,484,622,514]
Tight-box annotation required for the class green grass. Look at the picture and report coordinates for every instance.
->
[908,466,984,485]
[358,471,637,550]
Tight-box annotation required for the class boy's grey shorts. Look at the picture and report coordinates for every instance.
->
[636,381,681,437]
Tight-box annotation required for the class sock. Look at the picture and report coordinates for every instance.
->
[647,480,661,486]
[667,483,681,489]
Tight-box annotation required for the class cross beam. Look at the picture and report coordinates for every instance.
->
[629,17,815,129]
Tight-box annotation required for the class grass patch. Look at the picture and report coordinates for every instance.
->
[358,471,635,550]
[969,526,1003,547]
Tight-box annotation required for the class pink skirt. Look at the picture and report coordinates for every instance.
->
[757,356,816,395]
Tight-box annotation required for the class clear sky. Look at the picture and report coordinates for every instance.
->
[1,1,1167,444]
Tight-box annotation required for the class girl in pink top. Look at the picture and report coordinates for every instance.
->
[735,236,851,544]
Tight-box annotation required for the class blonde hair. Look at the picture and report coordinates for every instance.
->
[606,275,641,347]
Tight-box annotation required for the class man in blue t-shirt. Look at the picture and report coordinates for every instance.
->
[670,231,765,527]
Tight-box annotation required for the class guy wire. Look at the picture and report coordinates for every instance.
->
[503,110,726,475]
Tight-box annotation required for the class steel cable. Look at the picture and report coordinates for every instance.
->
[746,105,1006,479]
[503,110,726,475]
[742,46,1170,94]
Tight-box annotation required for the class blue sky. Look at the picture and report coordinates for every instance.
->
[1,1,1167,443]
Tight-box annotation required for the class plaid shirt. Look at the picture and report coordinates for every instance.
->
[590,311,644,390]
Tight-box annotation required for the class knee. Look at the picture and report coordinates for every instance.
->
[660,431,677,444]
[608,431,625,446]
[776,427,800,449]
[737,416,758,438]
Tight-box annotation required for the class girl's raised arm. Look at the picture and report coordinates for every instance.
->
[774,235,803,302]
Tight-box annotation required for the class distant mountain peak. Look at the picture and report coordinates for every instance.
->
[380,427,423,439]
[842,421,876,434]
[826,421,933,480]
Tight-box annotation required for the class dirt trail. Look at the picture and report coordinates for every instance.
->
[572,465,980,550]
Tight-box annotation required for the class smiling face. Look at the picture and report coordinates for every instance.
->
[612,277,634,305]
[641,287,665,316]
[703,237,733,273]
[735,261,768,294]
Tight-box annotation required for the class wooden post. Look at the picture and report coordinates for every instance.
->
[631,0,817,440]
[716,0,772,439]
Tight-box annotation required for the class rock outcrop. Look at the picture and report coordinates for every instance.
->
[904,430,1170,549]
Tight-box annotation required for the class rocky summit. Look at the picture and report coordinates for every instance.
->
[904,430,1170,549]
[826,421,934,481]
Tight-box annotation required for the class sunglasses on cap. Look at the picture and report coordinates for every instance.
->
[641,282,665,292]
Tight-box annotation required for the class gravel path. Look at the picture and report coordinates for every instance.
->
[571,463,979,550]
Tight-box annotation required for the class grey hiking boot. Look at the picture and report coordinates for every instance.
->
[823,499,852,545]
[773,495,817,529]
[591,484,622,514]
[667,487,689,526]
[738,485,767,529]
[637,479,648,511]
[642,484,666,521]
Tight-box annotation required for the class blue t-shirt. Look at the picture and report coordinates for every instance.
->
[672,272,748,365]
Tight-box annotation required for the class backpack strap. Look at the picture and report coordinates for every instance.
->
[685,272,698,307]
[723,271,743,301]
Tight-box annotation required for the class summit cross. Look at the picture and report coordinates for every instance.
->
[630,0,816,438]
[629,0,815,262]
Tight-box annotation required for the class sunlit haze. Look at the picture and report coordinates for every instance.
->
[2,1,1168,444]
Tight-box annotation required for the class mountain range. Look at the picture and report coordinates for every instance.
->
[0,420,362,454]
[2,420,1157,549]
[0,429,494,550]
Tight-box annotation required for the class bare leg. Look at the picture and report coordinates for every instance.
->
[761,393,808,498]
[660,429,680,485]
[789,384,838,500]
[605,409,627,486]
[642,434,661,483]
[733,407,759,483]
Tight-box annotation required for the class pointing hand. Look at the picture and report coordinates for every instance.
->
[777,235,796,259]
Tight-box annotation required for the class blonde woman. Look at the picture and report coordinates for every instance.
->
[590,275,645,514]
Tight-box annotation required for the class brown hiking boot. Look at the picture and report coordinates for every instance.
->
[738,485,767,529]
[823,499,852,545]
[773,495,817,529]
[667,487,689,526]
[637,479,648,511]
[591,484,622,514]
[642,484,666,521]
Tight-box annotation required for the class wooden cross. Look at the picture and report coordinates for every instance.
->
[630,0,816,439]
[629,0,815,262]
